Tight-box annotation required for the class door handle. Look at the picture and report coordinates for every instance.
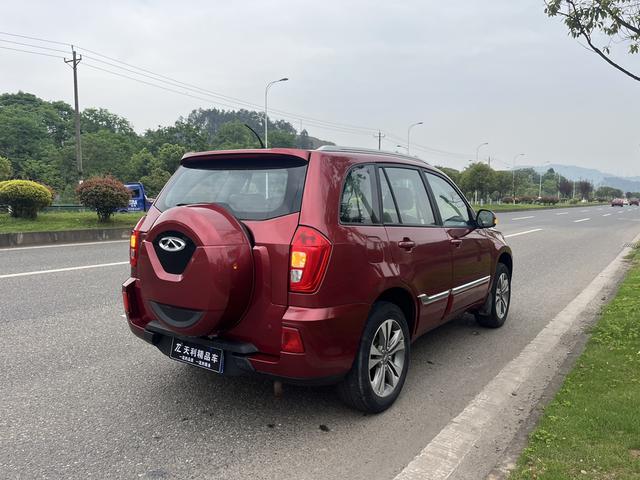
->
[398,239,416,250]
[451,239,462,248]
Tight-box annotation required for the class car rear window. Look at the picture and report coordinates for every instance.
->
[155,156,308,220]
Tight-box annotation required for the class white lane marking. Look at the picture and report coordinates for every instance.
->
[511,216,535,221]
[603,213,612,217]
[574,218,590,223]
[0,239,128,252]
[395,231,640,480]
[555,212,568,215]
[580,209,589,212]
[504,228,542,238]
[0,261,129,279]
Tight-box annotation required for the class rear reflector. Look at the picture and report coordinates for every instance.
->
[122,290,130,317]
[281,326,304,353]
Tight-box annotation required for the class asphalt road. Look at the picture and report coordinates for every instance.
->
[2,205,640,480]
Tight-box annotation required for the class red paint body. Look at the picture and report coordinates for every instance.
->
[123,148,512,383]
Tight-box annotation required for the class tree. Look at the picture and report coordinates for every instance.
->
[559,178,573,197]
[157,143,186,173]
[595,186,623,199]
[211,121,261,149]
[546,1,640,82]
[76,176,130,222]
[459,163,496,199]
[435,166,461,184]
[295,129,314,149]
[0,156,12,180]
[82,108,136,136]
[577,180,593,199]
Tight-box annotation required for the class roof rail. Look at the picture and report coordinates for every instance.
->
[315,145,430,165]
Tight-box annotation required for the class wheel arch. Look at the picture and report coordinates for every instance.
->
[374,287,417,337]
[497,248,513,276]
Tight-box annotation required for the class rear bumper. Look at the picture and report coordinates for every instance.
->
[124,278,370,384]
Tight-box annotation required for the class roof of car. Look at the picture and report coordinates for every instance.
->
[182,146,437,170]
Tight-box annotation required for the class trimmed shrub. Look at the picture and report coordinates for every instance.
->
[502,196,518,204]
[76,176,130,222]
[0,179,53,219]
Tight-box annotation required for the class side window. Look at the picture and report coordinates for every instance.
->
[380,172,400,224]
[340,165,379,224]
[425,172,471,227]
[384,167,437,226]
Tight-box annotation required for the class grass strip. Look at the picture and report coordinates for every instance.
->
[510,247,640,480]
[0,211,144,234]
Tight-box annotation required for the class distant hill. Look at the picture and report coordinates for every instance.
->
[529,164,640,192]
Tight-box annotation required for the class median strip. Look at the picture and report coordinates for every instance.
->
[0,261,129,279]
[510,247,640,479]
[504,229,543,239]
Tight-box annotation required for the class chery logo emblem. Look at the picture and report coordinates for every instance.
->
[158,236,186,252]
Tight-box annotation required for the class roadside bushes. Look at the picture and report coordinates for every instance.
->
[0,179,53,219]
[76,176,130,222]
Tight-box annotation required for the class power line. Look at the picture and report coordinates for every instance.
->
[0,45,65,59]
[0,38,69,54]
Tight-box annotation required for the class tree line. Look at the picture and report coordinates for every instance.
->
[0,91,326,199]
[438,162,637,203]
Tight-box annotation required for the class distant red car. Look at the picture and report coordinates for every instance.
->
[122,147,513,412]
[611,198,624,207]
[630,198,639,206]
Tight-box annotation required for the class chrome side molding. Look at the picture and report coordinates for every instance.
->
[418,290,451,305]
[418,275,491,305]
[451,275,491,295]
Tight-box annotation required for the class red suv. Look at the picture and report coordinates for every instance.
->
[122,147,513,412]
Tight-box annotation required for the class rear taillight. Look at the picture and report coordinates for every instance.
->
[129,216,145,268]
[289,226,331,293]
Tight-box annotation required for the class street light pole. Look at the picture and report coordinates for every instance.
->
[407,122,423,155]
[475,142,488,163]
[264,77,288,148]
[512,153,525,203]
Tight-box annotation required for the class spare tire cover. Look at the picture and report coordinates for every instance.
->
[138,204,253,336]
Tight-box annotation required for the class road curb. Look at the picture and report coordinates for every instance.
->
[394,231,640,480]
[0,227,132,248]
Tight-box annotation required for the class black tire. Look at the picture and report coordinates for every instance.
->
[337,302,410,413]
[475,263,511,328]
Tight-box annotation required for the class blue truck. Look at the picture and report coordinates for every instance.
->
[123,182,153,212]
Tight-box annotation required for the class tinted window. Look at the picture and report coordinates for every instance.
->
[155,156,307,220]
[425,172,471,227]
[380,172,400,224]
[384,167,436,226]
[340,165,378,224]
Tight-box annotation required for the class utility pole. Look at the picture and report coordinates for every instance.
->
[64,47,83,182]
[373,130,385,150]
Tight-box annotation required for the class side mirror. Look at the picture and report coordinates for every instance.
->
[476,209,497,228]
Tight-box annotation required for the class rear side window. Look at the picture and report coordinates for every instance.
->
[155,156,307,220]
[383,167,437,226]
[340,165,379,224]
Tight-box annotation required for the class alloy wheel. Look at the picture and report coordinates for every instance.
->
[368,319,406,398]
[495,272,510,319]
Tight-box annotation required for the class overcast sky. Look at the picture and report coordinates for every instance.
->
[2,0,639,176]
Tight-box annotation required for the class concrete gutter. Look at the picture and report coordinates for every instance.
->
[0,227,132,248]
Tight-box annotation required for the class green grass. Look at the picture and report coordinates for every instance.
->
[510,247,640,480]
[479,202,606,212]
[0,211,144,234]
